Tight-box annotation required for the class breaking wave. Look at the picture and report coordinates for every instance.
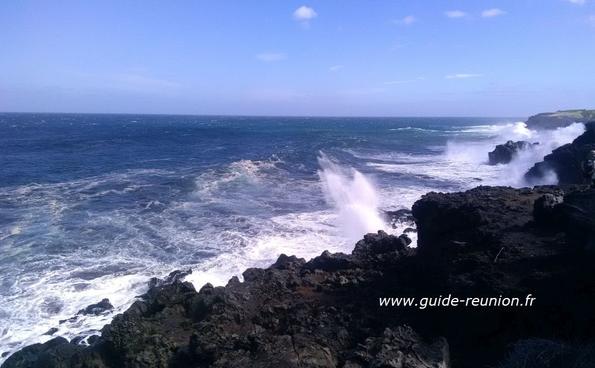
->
[317,152,387,244]
[0,115,586,364]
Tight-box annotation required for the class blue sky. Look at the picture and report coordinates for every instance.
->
[1,0,594,116]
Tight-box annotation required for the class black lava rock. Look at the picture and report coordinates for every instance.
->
[488,140,537,165]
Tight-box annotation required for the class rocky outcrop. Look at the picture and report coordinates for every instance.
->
[4,186,595,368]
[525,109,595,130]
[488,141,537,165]
[77,299,114,316]
[2,235,446,368]
[525,121,595,184]
[409,186,595,365]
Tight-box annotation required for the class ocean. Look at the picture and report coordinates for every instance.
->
[0,113,586,361]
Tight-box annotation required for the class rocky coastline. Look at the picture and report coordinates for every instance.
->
[526,121,595,184]
[3,122,595,368]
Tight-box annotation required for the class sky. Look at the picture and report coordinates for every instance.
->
[0,0,594,117]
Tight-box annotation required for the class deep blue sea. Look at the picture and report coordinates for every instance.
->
[0,113,586,360]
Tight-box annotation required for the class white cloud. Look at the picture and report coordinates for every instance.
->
[481,8,506,18]
[329,65,344,72]
[256,52,287,62]
[445,73,483,79]
[394,15,417,26]
[566,0,586,5]
[445,10,467,18]
[293,6,317,21]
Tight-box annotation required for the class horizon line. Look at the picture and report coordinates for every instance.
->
[0,110,526,120]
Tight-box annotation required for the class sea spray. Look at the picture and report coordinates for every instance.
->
[497,122,585,186]
[317,152,386,244]
[445,122,586,187]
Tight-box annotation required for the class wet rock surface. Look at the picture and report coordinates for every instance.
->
[488,140,537,165]
[4,186,595,368]
[77,299,114,316]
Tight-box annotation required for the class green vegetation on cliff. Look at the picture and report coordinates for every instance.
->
[526,109,595,129]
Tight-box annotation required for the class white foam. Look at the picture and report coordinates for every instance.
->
[187,156,400,289]
[1,121,585,364]
[185,210,344,287]
[317,152,387,245]
[369,122,584,188]
[444,122,585,187]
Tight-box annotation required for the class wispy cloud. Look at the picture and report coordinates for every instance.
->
[445,10,467,18]
[481,8,506,18]
[293,5,317,27]
[589,14,595,25]
[394,15,417,26]
[565,0,586,5]
[256,52,287,62]
[329,65,344,72]
[445,73,483,79]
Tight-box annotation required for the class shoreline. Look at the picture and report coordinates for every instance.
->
[3,117,595,367]
[3,183,595,367]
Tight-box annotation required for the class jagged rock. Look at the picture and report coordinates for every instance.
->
[148,269,192,289]
[344,326,449,368]
[1,337,83,368]
[5,186,595,368]
[526,122,595,184]
[488,140,537,165]
[305,251,355,271]
[43,328,58,336]
[352,230,413,264]
[76,298,113,316]
[410,185,595,366]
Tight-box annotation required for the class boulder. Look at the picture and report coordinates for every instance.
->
[352,230,413,264]
[533,193,564,225]
[148,269,192,289]
[76,298,113,316]
[488,140,537,165]
[1,337,83,368]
